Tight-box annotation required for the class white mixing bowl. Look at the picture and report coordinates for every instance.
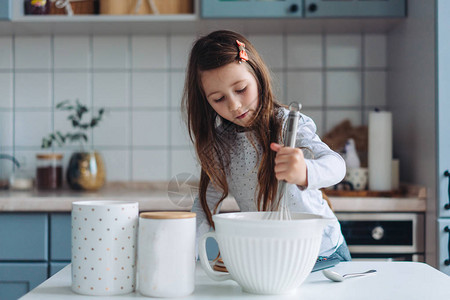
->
[198,212,334,295]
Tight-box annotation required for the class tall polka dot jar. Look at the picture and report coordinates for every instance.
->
[138,212,196,297]
[71,201,139,296]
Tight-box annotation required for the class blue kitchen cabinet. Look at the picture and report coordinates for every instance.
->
[0,262,47,300]
[202,0,405,18]
[49,262,70,276]
[0,213,49,299]
[50,213,71,261]
[304,0,405,18]
[0,213,48,261]
[49,213,71,278]
[0,0,11,20]
[202,0,303,18]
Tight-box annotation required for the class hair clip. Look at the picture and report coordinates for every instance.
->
[236,40,248,63]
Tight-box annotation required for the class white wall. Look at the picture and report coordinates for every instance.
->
[0,32,387,182]
[387,0,436,266]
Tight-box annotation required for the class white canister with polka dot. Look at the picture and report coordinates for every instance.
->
[71,200,139,296]
[138,211,196,298]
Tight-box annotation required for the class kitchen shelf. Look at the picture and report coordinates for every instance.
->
[0,17,404,35]
[0,0,406,35]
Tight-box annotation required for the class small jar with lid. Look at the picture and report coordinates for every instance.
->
[138,211,197,298]
[36,153,63,190]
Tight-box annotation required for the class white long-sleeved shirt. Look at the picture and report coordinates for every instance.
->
[191,107,346,257]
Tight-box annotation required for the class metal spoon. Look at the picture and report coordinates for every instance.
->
[322,269,377,282]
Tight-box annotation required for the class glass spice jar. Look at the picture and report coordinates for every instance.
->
[36,153,63,190]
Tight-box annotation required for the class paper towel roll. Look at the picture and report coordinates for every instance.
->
[368,111,393,191]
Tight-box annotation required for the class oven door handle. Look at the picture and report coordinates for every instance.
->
[445,226,450,266]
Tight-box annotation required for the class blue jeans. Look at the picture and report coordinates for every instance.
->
[328,240,352,261]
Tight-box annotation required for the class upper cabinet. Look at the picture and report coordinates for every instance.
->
[0,0,406,35]
[201,0,405,18]
[0,0,11,20]
[304,0,406,18]
[202,0,303,18]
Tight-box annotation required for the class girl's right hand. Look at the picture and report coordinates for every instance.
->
[270,143,308,187]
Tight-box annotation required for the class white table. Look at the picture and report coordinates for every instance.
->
[20,261,450,300]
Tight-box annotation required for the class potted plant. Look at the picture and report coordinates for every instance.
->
[41,99,106,191]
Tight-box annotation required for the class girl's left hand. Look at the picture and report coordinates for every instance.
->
[270,143,308,187]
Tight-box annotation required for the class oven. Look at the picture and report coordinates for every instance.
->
[336,213,425,262]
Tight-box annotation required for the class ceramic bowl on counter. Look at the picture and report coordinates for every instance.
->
[198,212,334,295]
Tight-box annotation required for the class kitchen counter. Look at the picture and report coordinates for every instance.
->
[20,261,450,300]
[0,182,426,212]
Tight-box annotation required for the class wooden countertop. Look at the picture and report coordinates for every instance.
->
[0,182,427,213]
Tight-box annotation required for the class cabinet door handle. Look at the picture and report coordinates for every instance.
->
[444,226,450,266]
[445,170,450,210]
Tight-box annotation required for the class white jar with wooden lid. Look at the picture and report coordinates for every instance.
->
[138,211,196,298]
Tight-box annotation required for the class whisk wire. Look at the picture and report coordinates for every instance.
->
[266,102,302,221]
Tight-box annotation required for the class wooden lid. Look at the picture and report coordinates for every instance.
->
[140,211,196,219]
[36,153,63,160]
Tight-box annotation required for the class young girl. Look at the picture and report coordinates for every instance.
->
[182,30,351,261]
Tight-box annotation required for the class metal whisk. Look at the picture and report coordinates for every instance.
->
[268,102,302,221]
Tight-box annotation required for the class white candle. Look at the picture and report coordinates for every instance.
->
[368,111,393,191]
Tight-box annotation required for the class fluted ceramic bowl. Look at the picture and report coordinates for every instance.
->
[198,212,334,295]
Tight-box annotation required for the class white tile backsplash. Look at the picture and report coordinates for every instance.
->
[54,72,91,105]
[131,35,168,69]
[101,150,130,181]
[249,34,284,69]
[287,35,323,68]
[132,149,168,181]
[170,35,196,69]
[4,32,387,181]
[364,34,387,68]
[301,109,324,137]
[326,71,361,107]
[14,72,52,108]
[272,71,284,103]
[170,110,190,147]
[0,37,13,69]
[326,34,361,68]
[12,150,39,178]
[93,72,129,108]
[0,73,13,108]
[171,147,200,178]
[132,110,169,146]
[93,36,129,69]
[54,36,90,70]
[0,112,13,147]
[170,71,185,108]
[93,110,129,147]
[14,36,52,70]
[325,109,362,133]
[364,71,387,107]
[0,150,13,179]
[286,71,323,107]
[132,71,168,108]
[15,111,52,147]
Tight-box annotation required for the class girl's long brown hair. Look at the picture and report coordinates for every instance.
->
[182,30,283,228]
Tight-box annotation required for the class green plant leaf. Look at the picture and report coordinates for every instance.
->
[42,99,105,148]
